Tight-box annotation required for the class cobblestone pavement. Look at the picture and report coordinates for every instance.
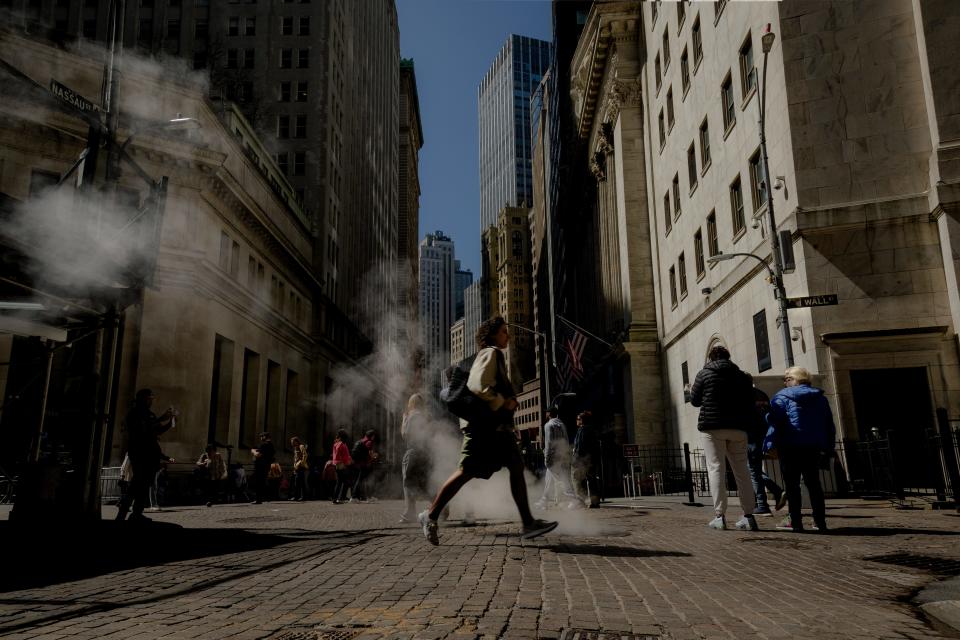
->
[1,496,959,639]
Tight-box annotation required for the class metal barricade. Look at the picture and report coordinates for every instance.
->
[100,466,123,504]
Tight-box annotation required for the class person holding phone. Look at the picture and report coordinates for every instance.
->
[116,389,177,522]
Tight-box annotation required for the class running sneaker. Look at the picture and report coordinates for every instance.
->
[706,515,726,530]
[775,516,794,531]
[418,510,439,545]
[775,493,788,511]
[753,507,773,517]
[735,514,759,531]
[521,518,558,540]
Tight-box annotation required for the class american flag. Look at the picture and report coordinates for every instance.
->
[557,317,589,391]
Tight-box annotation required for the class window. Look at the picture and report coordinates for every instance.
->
[664,192,672,234]
[680,48,690,93]
[244,48,254,69]
[245,17,255,35]
[692,15,703,66]
[195,0,208,6]
[193,50,208,69]
[297,49,309,68]
[658,110,666,148]
[280,48,292,68]
[651,0,658,24]
[231,241,240,277]
[749,148,767,211]
[707,210,719,257]
[296,81,308,102]
[194,18,208,39]
[219,231,230,270]
[668,266,678,308]
[277,152,288,174]
[281,16,292,35]
[279,81,290,102]
[740,34,756,98]
[721,73,736,131]
[83,18,97,38]
[226,49,238,69]
[294,114,306,138]
[678,253,688,297]
[166,19,179,38]
[672,173,681,218]
[278,115,290,139]
[299,16,309,35]
[138,19,152,46]
[667,87,675,128]
[730,176,745,236]
[29,169,58,198]
[294,151,305,176]
[228,16,239,36]
[663,31,670,68]
[677,1,685,29]
[654,54,661,92]
[715,0,728,21]
[699,118,711,170]
[694,229,705,278]
[687,143,697,192]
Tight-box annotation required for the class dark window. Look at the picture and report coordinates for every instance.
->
[658,110,665,148]
[294,114,306,138]
[296,81,307,102]
[692,15,703,65]
[281,16,292,35]
[193,50,208,69]
[664,192,672,234]
[699,118,711,169]
[279,81,290,102]
[749,148,767,211]
[730,175,745,236]
[243,48,254,69]
[141,0,153,7]
[228,16,239,36]
[651,0,658,24]
[754,309,771,372]
[715,0,728,20]
[721,73,735,131]
[278,115,290,139]
[277,152,288,174]
[297,48,308,68]
[667,86,675,128]
[138,19,152,46]
[687,143,697,192]
[677,0,685,27]
[668,266,677,308]
[740,33,756,98]
[195,0,208,6]
[239,81,253,102]
[194,18,208,38]
[694,229,705,277]
[83,18,97,38]
[294,151,305,176]
[655,54,661,91]
[678,253,687,297]
[167,19,179,38]
[280,48,292,68]
[672,173,681,218]
[226,48,238,68]
[681,47,690,92]
[298,16,309,35]
[706,210,719,257]
[662,30,670,68]
[245,16,255,35]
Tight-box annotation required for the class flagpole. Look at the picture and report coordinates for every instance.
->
[555,314,615,348]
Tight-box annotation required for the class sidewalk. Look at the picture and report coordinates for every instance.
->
[1,497,958,639]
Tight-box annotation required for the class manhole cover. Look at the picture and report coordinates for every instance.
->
[264,626,377,640]
[560,631,662,640]
[219,515,292,524]
[865,553,960,576]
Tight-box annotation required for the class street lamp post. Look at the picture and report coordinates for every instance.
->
[758,25,794,367]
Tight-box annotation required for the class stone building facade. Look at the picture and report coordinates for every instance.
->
[398,59,423,309]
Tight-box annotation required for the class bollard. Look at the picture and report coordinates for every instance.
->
[683,442,698,505]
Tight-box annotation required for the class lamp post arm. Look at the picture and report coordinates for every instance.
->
[712,252,776,281]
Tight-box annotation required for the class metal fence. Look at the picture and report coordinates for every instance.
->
[100,466,123,504]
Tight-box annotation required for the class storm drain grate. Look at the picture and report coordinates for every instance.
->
[560,631,662,640]
[865,553,960,576]
[263,625,378,640]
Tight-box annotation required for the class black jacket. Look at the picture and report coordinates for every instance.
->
[689,359,754,432]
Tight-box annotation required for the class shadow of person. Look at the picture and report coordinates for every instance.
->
[826,526,960,537]
[541,543,692,558]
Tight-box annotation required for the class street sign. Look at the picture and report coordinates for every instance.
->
[786,294,838,309]
[623,444,639,458]
[49,79,101,114]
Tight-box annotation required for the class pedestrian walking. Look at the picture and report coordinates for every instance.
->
[289,436,309,501]
[749,388,786,516]
[351,430,379,502]
[331,429,355,504]
[765,366,835,533]
[418,316,557,545]
[535,404,575,509]
[571,411,602,508]
[195,443,227,506]
[689,345,758,531]
[399,393,432,523]
[250,432,276,504]
[115,388,177,522]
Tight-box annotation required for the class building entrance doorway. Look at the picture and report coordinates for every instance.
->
[850,367,936,491]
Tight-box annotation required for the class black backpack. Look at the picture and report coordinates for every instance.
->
[441,353,497,424]
[351,439,369,463]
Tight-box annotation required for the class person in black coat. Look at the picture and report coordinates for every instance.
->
[116,389,176,522]
[250,432,276,504]
[689,345,758,531]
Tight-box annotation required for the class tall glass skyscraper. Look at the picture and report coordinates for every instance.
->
[478,34,553,230]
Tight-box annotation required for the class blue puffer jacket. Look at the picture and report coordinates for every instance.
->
[764,385,836,452]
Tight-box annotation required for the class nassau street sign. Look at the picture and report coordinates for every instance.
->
[786,294,839,309]
[49,80,100,114]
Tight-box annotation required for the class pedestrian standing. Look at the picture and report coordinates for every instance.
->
[689,345,758,531]
[535,405,575,509]
[399,393,432,522]
[115,388,177,522]
[331,429,354,504]
[748,388,786,516]
[289,436,309,501]
[250,432,276,504]
[571,411,602,508]
[351,430,379,502]
[418,316,557,545]
[195,443,227,506]
[765,367,835,533]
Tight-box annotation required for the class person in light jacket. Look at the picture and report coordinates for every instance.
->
[418,316,557,545]
[764,367,835,533]
[289,436,309,501]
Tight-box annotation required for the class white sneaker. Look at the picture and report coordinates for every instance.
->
[707,515,726,530]
[418,510,439,545]
[735,514,759,531]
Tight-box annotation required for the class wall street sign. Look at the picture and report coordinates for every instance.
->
[786,294,839,309]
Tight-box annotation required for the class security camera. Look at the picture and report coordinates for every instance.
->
[701,287,712,296]
[751,218,761,230]
[774,176,786,191]
[791,327,802,342]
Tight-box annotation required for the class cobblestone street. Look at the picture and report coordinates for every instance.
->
[1,497,959,639]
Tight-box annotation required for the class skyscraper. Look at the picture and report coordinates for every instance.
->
[454,261,473,320]
[478,34,552,230]
[418,231,455,372]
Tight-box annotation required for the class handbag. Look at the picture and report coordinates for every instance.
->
[441,351,498,424]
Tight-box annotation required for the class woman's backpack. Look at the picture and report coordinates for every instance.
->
[441,353,497,424]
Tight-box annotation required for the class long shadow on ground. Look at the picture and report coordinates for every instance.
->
[542,543,691,558]
[826,526,960,537]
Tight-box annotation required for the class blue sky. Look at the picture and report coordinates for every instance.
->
[397,0,552,275]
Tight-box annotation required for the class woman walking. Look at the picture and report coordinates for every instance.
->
[331,429,354,504]
[289,436,309,501]
[399,393,431,522]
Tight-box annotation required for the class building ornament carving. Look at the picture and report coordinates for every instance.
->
[590,151,607,182]
[597,121,615,155]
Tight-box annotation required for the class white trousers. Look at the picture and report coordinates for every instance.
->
[540,466,574,503]
[700,429,756,517]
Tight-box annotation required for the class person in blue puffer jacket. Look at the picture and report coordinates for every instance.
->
[764,366,836,533]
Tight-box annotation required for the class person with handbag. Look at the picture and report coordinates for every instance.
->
[289,436,309,501]
[418,316,557,545]
[765,366,835,533]
[196,443,228,507]
[331,429,355,504]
